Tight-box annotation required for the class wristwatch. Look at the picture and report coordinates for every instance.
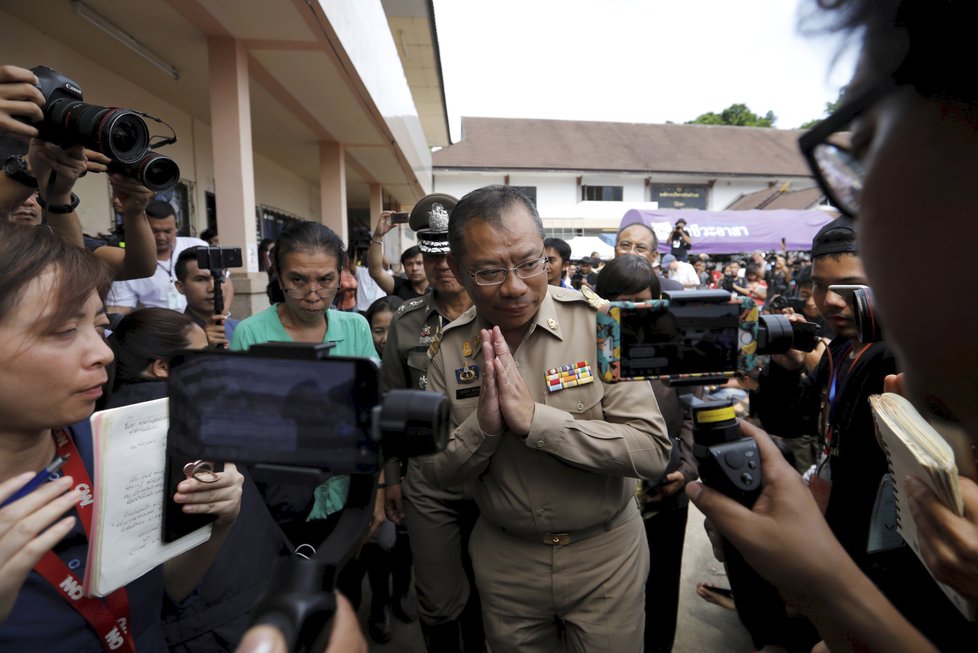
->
[36,193,80,214]
[3,155,38,189]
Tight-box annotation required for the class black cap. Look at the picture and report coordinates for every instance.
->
[811,216,857,258]
[409,193,457,255]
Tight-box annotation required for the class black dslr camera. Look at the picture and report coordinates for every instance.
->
[31,66,180,191]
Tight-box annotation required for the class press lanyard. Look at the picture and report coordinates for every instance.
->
[33,429,135,653]
[822,342,872,455]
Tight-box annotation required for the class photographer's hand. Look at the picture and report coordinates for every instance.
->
[109,173,154,218]
[907,474,978,603]
[204,315,231,349]
[28,140,86,204]
[82,148,110,174]
[174,462,244,527]
[0,65,44,138]
[687,420,938,653]
[165,463,245,601]
[372,210,396,240]
[770,313,809,371]
[234,592,367,653]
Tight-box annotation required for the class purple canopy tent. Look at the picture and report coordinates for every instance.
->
[620,209,836,255]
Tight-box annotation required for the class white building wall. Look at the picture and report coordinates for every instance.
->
[435,168,819,235]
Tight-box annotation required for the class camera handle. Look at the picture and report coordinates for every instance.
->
[250,473,375,653]
[207,268,227,348]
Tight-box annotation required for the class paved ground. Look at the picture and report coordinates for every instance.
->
[355,503,754,652]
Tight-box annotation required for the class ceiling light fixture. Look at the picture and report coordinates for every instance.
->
[72,0,180,80]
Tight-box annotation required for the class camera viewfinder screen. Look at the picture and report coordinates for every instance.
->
[167,354,379,473]
[618,302,740,378]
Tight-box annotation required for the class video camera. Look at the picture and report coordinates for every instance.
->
[596,290,821,385]
[30,66,180,191]
[166,343,448,652]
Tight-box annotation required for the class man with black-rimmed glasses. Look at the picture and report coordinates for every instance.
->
[420,184,671,653]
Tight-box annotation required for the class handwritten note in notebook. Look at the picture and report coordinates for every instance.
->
[83,398,211,597]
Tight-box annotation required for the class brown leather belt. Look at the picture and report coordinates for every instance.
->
[487,500,634,546]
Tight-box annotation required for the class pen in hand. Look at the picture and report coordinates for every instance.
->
[1,455,71,509]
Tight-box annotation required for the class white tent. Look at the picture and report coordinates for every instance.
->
[566,236,615,261]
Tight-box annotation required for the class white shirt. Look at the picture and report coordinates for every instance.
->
[667,261,701,290]
[107,236,208,311]
[354,266,388,312]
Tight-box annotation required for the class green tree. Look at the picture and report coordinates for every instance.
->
[798,86,847,129]
[686,103,777,128]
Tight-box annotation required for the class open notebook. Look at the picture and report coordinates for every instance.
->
[870,392,977,620]
[83,398,211,598]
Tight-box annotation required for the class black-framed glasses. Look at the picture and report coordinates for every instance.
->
[799,82,896,218]
[460,254,548,286]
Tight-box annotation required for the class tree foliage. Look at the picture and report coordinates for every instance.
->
[798,86,848,129]
[686,103,777,128]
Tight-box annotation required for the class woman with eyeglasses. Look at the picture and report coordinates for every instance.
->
[0,222,243,652]
[229,221,376,598]
[688,1,978,651]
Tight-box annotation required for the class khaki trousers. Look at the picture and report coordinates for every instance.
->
[470,501,648,652]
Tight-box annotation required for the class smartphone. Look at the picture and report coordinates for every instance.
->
[196,246,243,271]
[596,291,751,383]
[389,212,410,225]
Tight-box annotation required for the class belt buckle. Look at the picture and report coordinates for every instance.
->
[545,532,570,546]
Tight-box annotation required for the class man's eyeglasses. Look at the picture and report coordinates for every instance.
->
[617,240,651,254]
[460,254,548,286]
[799,82,895,218]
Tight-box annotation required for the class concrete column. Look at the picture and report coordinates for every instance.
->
[207,37,267,319]
[319,141,348,244]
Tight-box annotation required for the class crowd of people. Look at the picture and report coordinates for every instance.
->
[2,0,978,651]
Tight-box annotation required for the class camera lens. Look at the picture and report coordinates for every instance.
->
[99,109,150,163]
[52,101,149,163]
[138,154,180,191]
[756,314,821,354]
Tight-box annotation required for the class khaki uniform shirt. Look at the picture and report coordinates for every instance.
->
[380,294,444,393]
[381,293,466,500]
[424,286,671,537]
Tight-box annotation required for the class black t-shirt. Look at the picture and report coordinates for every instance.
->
[392,275,427,301]
[670,228,691,259]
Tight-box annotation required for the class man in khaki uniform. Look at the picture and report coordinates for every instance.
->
[423,185,671,652]
[378,194,482,652]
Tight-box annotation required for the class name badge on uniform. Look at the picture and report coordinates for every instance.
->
[455,365,480,384]
[545,361,594,393]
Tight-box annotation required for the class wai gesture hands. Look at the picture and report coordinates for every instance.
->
[477,326,535,437]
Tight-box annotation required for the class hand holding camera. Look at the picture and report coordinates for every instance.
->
[27,139,86,204]
[372,210,397,241]
[0,65,45,137]
[28,66,180,191]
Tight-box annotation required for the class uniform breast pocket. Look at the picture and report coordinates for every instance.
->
[407,349,429,390]
[449,398,479,432]
[543,377,605,421]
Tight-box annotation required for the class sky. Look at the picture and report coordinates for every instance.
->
[432,0,859,143]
